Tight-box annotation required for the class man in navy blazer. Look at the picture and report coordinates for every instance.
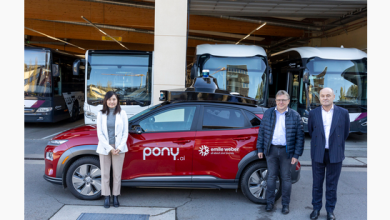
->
[308,88,350,220]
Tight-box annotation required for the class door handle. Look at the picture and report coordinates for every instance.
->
[233,137,250,141]
[173,140,191,144]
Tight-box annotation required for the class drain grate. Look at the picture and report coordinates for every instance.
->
[77,213,150,220]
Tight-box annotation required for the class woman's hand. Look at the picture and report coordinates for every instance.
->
[111,149,118,155]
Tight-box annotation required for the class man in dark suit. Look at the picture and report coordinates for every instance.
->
[308,87,350,220]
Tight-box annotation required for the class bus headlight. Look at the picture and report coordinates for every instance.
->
[302,117,308,124]
[37,107,53,112]
[85,111,97,119]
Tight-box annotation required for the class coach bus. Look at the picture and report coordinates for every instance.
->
[24,46,85,122]
[189,44,271,107]
[269,46,367,133]
[83,50,153,124]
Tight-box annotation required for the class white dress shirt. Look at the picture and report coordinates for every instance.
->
[321,105,334,149]
[271,107,288,146]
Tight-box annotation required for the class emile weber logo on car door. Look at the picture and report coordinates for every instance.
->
[199,145,239,156]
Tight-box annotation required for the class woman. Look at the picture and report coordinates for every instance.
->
[96,91,128,208]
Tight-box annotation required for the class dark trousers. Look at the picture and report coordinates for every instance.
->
[312,150,343,212]
[266,145,292,205]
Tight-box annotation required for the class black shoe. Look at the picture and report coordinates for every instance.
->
[104,196,110,208]
[113,195,120,208]
[282,205,289,214]
[310,210,320,219]
[327,212,336,220]
[265,204,274,212]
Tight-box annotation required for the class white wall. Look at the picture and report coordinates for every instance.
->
[153,0,188,105]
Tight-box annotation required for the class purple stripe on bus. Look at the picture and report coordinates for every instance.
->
[354,112,367,121]
[31,100,46,108]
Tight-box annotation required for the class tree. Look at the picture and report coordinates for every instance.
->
[339,87,346,101]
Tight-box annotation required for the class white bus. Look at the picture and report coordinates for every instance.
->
[189,44,272,107]
[269,47,367,133]
[83,50,154,124]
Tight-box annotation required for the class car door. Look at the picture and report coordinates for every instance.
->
[193,105,259,180]
[122,104,199,180]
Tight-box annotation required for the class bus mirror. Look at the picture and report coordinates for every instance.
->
[52,64,59,77]
[73,60,80,75]
[303,69,310,84]
[269,71,273,85]
[190,64,197,79]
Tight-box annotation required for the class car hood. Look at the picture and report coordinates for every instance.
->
[52,125,98,140]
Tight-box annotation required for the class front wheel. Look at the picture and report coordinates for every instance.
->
[240,161,281,204]
[65,156,102,200]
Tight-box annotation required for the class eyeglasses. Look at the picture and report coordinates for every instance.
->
[275,99,289,103]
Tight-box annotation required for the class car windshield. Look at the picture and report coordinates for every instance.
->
[306,57,367,107]
[24,49,52,97]
[201,55,267,103]
[87,53,152,106]
[128,103,164,121]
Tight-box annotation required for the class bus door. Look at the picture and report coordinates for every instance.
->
[286,71,300,111]
[52,56,69,122]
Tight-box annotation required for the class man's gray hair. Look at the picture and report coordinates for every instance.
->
[276,90,290,99]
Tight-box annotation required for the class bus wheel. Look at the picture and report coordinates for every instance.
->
[65,156,101,200]
[240,162,281,204]
[70,103,79,121]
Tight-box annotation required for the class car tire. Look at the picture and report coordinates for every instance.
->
[240,161,282,204]
[65,156,102,200]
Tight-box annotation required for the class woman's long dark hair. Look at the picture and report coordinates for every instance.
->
[101,91,122,115]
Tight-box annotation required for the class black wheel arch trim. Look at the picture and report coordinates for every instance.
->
[236,150,267,180]
[56,145,99,188]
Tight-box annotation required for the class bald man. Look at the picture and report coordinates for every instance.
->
[308,88,350,220]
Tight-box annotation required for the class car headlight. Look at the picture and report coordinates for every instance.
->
[302,117,308,124]
[46,151,53,161]
[36,107,53,112]
[48,140,68,145]
[85,111,97,119]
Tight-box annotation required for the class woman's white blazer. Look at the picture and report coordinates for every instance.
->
[96,109,129,155]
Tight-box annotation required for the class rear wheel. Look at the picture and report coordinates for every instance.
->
[240,161,281,204]
[65,156,101,200]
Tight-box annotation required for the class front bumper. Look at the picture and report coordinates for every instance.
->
[43,174,63,185]
[25,113,52,122]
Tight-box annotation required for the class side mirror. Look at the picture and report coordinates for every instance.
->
[130,125,143,134]
[52,64,59,77]
[73,59,81,75]
[268,68,273,85]
[135,126,143,134]
[303,68,310,84]
[190,64,198,79]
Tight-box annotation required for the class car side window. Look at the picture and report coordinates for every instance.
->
[244,111,261,127]
[139,106,197,132]
[202,106,247,130]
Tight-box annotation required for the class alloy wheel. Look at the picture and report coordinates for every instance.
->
[248,168,280,199]
[71,164,101,196]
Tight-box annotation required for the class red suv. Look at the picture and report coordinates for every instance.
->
[44,90,301,204]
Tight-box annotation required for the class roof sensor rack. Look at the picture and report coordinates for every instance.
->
[159,76,258,106]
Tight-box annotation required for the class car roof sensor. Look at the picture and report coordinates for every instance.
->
[159,76,258,106]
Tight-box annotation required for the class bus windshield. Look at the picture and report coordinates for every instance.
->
[87,53,152,106]
[306,57,367,107]
[24,49,51,97]
[201,55,267,103]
